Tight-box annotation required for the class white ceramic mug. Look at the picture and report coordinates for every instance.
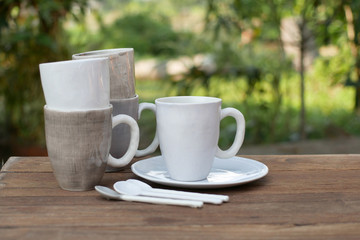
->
[39,58,110,111]
[139,96,245,181]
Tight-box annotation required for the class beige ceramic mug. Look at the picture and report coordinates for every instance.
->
[72,48,136,99]
[44,105,139,191]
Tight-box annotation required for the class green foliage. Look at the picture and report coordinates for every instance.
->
[137,64,360,148]
[312,44,353,85]
[1,0,360,162]
[0,0,88,158]
[67,0,210,58]
[97,12,179,56]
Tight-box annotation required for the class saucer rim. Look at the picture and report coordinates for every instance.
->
[131,156,269,189]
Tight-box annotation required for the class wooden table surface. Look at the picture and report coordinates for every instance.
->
[1,155,359,240]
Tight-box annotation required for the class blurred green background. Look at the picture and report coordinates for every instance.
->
[1,0,360,164]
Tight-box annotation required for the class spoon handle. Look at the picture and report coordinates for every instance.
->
[119,195,203,208]
[150,188,229,202]
[141,190,223,204]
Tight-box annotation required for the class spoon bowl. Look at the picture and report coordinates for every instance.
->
[113,181,143,196]
[95,185,122,200]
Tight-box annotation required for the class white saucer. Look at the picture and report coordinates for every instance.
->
[131,156,269,189]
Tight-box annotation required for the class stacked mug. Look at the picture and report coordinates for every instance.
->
[72,49,157,172]
[39,58,142,191]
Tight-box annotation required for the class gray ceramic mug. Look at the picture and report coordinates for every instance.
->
[105,95,159,172]
[107,95,138,172]
[44,105,139,191]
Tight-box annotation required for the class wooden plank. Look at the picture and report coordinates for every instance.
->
[1,223,360,240]
[1,157,52,172]
[0,155,359,240]
[257,154,360,171]
[3,155,359,173]
[1,156,134,173]
[1,198,359,227]
[1,168,360,196]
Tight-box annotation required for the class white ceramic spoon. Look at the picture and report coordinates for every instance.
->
[114,181,223,205]
[127,179,229,202]
[95,186,203,208]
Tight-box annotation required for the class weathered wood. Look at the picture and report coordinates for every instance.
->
[1,155,359,240]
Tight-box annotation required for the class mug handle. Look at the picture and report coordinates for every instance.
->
[107,114,140,168]
[135,102,159,157]
[216,108,245,158]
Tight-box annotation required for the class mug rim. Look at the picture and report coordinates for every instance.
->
[155,96,221,105]
[39,57,108,67]
[110,94,138,103]
[44,104,112,113]
[72,48,134,58]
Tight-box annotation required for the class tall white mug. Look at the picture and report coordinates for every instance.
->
[139,96,245,181]
[39,58,110,111]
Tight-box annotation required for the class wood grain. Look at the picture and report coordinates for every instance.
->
[1,155,359,240]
